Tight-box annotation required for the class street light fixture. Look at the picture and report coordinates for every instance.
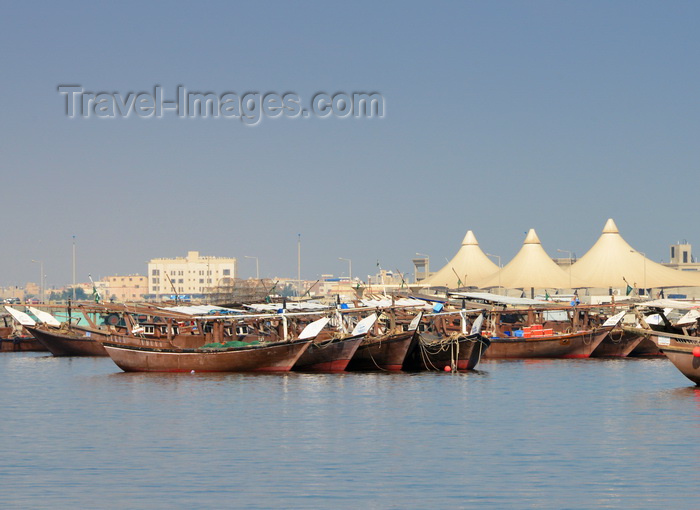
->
[339,257,352,282]
[244,256,259,280]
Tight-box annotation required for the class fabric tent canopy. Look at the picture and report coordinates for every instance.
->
[476,229,584,290]
[421,230,499,288]
[570,218,700,289]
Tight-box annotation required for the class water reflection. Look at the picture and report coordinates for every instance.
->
[1,353,699,509]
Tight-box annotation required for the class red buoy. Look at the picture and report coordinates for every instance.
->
[444,365,452,372]
[692,346,700,358]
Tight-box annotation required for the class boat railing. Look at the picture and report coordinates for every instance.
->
[108,334,172,349]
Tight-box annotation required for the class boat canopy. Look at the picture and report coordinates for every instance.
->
[450,291,549,306]
[636,298,700,310]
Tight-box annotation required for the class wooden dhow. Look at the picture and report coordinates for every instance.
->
[92,304,344,373]
[403,311,490,371]
[649,331,700,385]
[101,336,311,373]
[482,306,623,359]
[345,310,420,371]
[590,326,644,358]
[26,325,109,357]
[292,315,373,372]
[2,306,47,352]
[20,306,109,357]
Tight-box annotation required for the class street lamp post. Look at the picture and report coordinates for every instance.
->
[485,253,501,295]
[339,257,352,282]
[244,256,259,280]
[31,259,44,303]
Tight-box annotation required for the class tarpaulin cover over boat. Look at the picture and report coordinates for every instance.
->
[569,219,700,289]
[421,230,499,288]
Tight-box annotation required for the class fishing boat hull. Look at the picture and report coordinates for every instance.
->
[102,338,311,373]
[590,328,644,358]
[630,337,663,356]
[652,333,700,385]
[484,328,610,359]
[26,326,109,357]
[404,334,490,371]
[0,337,46,352]
[346,330,416,371]
[293,334,364,372]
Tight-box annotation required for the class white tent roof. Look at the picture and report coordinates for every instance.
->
[570,219,700,289]
[475,229,584,290]
[421,230,499,288]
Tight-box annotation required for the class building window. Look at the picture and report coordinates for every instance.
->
[199,279,204,284]
[683,252,688,263]
[223,269,230,276]
[152,269,160,276]
[671,247,675,259]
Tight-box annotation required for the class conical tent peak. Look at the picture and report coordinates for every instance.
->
[602,218,619,234]
[462,230,479,246]
[523,229,541,245]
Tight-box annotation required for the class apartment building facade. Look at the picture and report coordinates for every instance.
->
[148,251,237,299]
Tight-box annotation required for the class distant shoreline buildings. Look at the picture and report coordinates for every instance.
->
[147,251,237,300]
[4,234,700,304]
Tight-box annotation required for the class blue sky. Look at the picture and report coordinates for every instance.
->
[1,1,699,286]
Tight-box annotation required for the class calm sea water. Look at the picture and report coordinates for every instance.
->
[1,353,698,509]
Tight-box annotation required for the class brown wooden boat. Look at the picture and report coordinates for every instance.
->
[0,336,46,352]
[403,332,490,371]
[629,337,663,356]
[293,333,365,372]
[480,304,620,359]
[590,327,644,358]
[623,309,673,357]
[0,312,46,352]
[346,329,417,371]
[101,336,311,373]
[650,331,700,385]
[0,325,12,339]
[484,328,611,359]
[25,325,109,357]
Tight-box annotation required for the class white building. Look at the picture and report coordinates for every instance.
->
[148,251,237,299]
